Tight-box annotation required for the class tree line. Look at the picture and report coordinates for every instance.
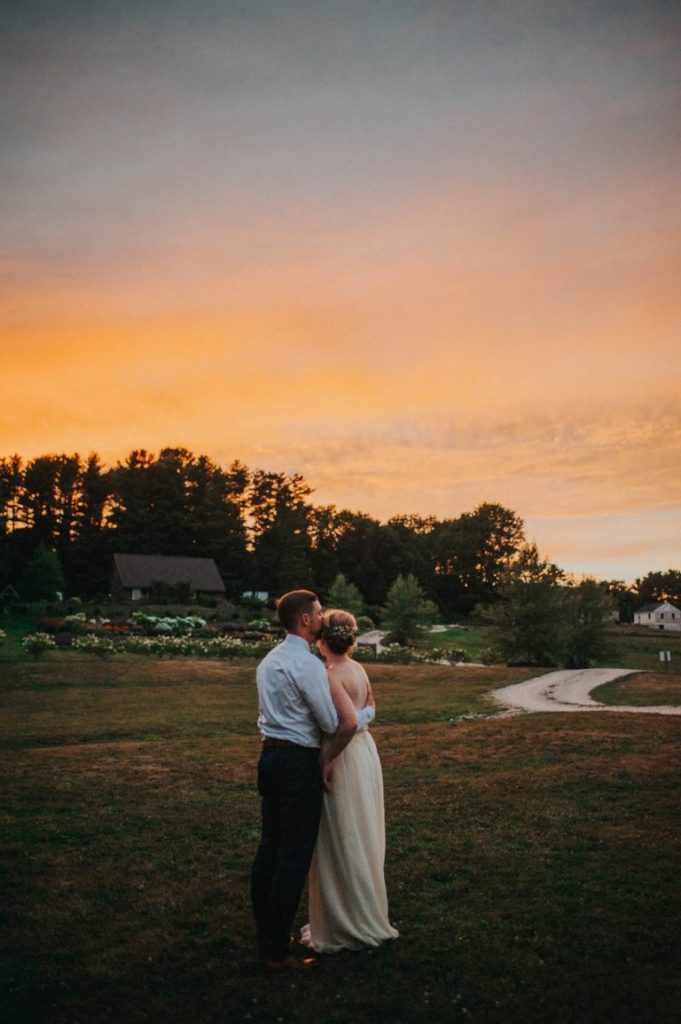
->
[1,448,679,619]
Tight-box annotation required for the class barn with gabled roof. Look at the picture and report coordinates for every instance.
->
[111,553,226,602]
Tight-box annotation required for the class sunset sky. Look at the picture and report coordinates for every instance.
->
[2,0,679,582]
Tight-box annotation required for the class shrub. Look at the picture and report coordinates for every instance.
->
[354,644,469,665]
[21,632,57,659]
[121,635,279,660]
[62,613,90,635]
[72,635,118,659]
[354,644,424,665]
[479,647,499,665]
[355,615,376,633]
[130,613,207,635]
[425,647,470,664]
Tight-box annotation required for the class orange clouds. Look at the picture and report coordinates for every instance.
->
[2,152,679,583]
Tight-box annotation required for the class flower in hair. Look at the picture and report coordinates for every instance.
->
[323,625,357,643]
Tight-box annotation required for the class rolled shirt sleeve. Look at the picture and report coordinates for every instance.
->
[357,704,375,729]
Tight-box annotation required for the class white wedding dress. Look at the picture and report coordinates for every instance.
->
[301,724,399,953]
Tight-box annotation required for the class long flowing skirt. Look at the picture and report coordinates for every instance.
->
[301,730,399,952]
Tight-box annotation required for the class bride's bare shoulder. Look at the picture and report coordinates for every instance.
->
[327,657,366,702]
[349,658,370,686]
[354,657,370,679]
[348,658,372,702]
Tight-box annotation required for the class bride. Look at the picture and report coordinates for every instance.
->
[301,609,399,953]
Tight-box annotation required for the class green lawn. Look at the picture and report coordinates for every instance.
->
[2,655,680,1023]
[0,614,37,661]
[418,622,681,675]
[417,624,488,661]
[596,626,681,674]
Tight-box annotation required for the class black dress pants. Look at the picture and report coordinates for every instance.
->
[250,745,323,961]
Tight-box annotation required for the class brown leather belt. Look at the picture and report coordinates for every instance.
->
[262,737,299,749]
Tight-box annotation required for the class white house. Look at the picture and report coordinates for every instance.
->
[633,601,681,632]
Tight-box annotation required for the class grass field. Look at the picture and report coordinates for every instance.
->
[0,614,37,661]
[592,671,681,707]
[2,651,681,1024]
[597,627,681,673]
[415,622,681,675]
[417,625,488,661]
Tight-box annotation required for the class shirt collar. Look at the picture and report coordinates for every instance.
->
[284,633,311,651]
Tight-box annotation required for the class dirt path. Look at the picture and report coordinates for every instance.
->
[490,668,681,716]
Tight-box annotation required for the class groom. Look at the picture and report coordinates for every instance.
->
[250,589,375,971]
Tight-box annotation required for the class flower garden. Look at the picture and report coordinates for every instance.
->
[17,610,471,664]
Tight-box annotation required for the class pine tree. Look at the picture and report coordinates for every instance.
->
[383,573,438,645]
[19,545,65,600]
[326,574,365,616]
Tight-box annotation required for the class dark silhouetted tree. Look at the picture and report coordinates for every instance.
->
[106,449,159,554]
[0,456,24,588]
[334,512,395,607]
[308,505,345,593]
[19,544,65,600]
[249,471,313,594]
[186,457,250,597]
[480,544,567,666]
[69,453,113,595]
[602,579,637,624]
[20,455,71,545]
[563,578,616,668]
[384,515,437,591]
[432,503,525,615]
[634,570,681,607]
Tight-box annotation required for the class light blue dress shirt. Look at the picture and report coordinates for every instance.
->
[256,633,375,747]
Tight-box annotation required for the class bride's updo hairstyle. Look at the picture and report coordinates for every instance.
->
[321,609,358,655]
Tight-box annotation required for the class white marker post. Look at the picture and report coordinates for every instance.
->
[659,650,671,672]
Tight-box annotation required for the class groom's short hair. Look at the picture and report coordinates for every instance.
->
[276,590,319,632]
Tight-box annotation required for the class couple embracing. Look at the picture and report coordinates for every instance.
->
[251,589,398,971]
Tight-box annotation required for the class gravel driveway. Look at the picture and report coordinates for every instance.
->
[491,668,681,716]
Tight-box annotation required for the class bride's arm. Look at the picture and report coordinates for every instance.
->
[321,676,358,790]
